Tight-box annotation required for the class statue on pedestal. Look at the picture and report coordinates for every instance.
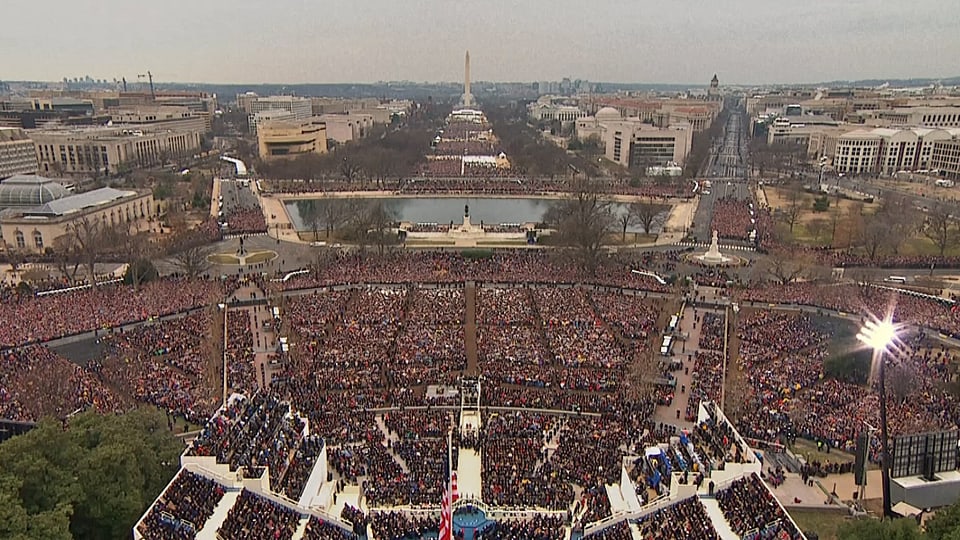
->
[464,204,470,217]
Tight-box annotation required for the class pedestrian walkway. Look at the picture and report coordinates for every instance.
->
[653,301,703,430]
[464,282,479,376]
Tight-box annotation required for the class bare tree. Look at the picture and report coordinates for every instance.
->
[921,204,958,256]
[880,194,920,254]
[780,187,805,233]
[546,178,615,274]
[117,223,157,290]
[806,218,829,245]
[51,234,83,283]
[321,197,352,239]
[629,201,668,235]
[617,211,634,242]
[860,215,888,260]
[66,216,110,285]
[760,248,809,284]
[169,245,214,278]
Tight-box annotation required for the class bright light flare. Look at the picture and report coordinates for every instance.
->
[857,318,898,352]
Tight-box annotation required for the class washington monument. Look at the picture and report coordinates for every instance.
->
[462,50,473,107]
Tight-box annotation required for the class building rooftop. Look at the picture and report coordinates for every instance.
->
[23,187,136,217]
[0,175,70,209]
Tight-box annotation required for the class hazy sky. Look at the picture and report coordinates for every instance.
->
[2,0,958,85]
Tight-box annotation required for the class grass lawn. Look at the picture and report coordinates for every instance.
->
[790,438,857,465]
[789,508,856,540]
[765,185,960,256]
[207,250,278,265]
[244,251,278,264]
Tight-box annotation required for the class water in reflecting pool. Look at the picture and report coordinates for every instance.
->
[284,197,666,233]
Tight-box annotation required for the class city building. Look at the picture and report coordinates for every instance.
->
[707,74,721,101]
[0,128,38,179]
[30,97,95,115]
[242,96,313,133]
[603,120,692,169]
[528,96,588,124]
[0,186,156,253]
[257,118,328,160]
[31,126,203,176]
[309,97,380,115]
[249,110,296,136]
[829,127,960,176]
[931,140,960,180]
[574,107,692,169]
[109,106,208,134]
[318,113,373,144]
[0,175,70,209]
[584,97,721,132]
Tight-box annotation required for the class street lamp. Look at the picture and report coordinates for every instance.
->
[856,317,900,519]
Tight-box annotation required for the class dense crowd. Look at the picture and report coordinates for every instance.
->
[0,345,121,422]
[137,471,225,540]
[224,208,268,235]
[635,497,719,540]
[217,489,301,540]
[474,515,565,540]
[0,278,224,347]
[729,307,960,461]
[94,311,218,424]
[716,473,802,539]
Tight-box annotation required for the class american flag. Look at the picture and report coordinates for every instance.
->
[439,474,452,540]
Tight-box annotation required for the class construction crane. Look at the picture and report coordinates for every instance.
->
[137,71,155,100]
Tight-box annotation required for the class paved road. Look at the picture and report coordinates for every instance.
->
[689,99,755,243]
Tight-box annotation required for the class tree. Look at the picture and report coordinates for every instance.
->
[617,211,634,242]
[760,248,809,284]
[879,195,920,255]
[860,215,889,260]
[922,203,958,256]
[65,216,110,285]
[545,178,615,274]
[123,259,158,286]
[806,218,829,244]
[0,409,182,540]
[780,187,805,233]
[837,517,924,540]
[168,245,214,278]
[927,498,960,540]
[629,201,668,235]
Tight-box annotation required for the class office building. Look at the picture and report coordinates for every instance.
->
[318,113,373,144]
[242,96,312,134]
[0,128,38,179]
[110,106,208,134]
[257,118,327,160]
[930,140,960,180]
[31,126,203,176]
[603,120,692,169]
[829,127,960,176]
[250,110,296,136]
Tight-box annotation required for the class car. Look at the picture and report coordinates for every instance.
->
[310,241,327,247]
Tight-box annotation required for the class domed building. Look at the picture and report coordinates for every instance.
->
[0,174,70,209]
[594,106,622,122]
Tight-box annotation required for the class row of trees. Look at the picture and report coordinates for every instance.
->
[544,179,669,272]
[778,185,960,257]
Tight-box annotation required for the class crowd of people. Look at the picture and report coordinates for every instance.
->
[635,496,720,540]
[217,489,301,540]
[0,278,224,347]
[716,473,803,539]
[224,208,268,235]
[92,311,218,425]
[137,471,225,540]
[0,345,121,422]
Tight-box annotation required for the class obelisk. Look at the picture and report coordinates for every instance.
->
[463,50,473,107]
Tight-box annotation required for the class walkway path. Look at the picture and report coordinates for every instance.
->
[464,282,479,376]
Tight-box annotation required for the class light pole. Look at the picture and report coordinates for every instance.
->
[857,318,899,519]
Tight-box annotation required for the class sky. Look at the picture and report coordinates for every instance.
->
[2,0,959,85]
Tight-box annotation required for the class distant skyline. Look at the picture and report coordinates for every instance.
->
[2,0,959,86]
